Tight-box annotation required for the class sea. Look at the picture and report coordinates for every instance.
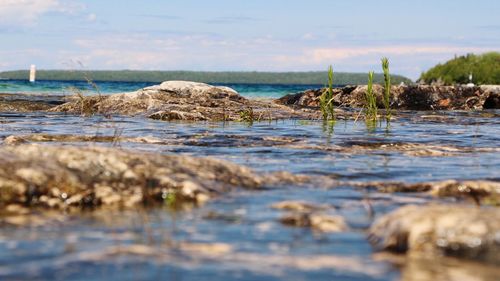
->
[0,79,322,98]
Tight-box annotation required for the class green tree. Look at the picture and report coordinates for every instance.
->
[420,52,500,85]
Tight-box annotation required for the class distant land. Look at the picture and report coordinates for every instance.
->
[420,52,500,85]
[0,70,413,85]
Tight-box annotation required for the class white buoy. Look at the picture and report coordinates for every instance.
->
[466,72,475,87]
[29,64,36,82]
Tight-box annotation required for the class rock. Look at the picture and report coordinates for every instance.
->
[0,144,261,210]
[50,81,311,121]
[2,134,169,146]
[482,86,500,109]
[358,179,500,204]
[3,135,28,145]
[271,200,330,212]
[430,180,500,203]
[276,84,500,110]
[368,204,500,264]
[0,93,66,112]
[280,212,347,232]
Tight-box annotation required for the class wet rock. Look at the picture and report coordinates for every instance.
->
[430,180,500,205]
[368,204,500,264]
[271,200,330,212]
[276,84,500,110]
[0,144,261,210]
[0,100,54,112]
[482,85,500,109]
[2,134,169,146]
[50,81,312,121]
[0,93,66,112]
[359,179,500,204]
[280,212,347,232]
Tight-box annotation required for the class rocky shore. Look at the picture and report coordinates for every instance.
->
[2,81,499,120]
[1,80,500,274]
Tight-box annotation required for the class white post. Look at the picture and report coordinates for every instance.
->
[29,64,36,82]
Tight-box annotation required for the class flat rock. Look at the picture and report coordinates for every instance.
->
[0,144,261,210]
[0,93,67,112]
[368,204,500,264]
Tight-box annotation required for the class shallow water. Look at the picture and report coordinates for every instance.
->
[0,91,500,280]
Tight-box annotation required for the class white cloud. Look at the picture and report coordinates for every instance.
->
[87,13,96,22]
[271,45,497,79]
[0,0,84,26]
[67,33,292,70]
[274,46,493,65]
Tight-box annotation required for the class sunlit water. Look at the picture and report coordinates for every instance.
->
[0,79,322,98]
[0,81,499,280]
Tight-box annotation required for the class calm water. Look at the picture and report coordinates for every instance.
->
[0,79,322,98]
[0,81,499,280]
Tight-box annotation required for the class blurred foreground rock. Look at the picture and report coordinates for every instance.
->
[368,204,500,264]
[0,144,261,212]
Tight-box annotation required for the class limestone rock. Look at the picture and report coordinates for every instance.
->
[0,144,261,210]
[49,80,308,121]
[368,204,500,264]
[276,85,500,110]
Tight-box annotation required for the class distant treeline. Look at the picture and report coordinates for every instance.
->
[419,52,500,85]
[0,70,413,85]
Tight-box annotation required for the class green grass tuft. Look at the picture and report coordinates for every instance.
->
[365,71,378,122]
[320,65,335,121]
[381,57,391,120]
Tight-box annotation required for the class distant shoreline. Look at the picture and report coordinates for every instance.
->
[0,70,413,85]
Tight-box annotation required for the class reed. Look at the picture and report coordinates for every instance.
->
[365,71,378,121]
[320,65,335,121]
[381,57,391,119]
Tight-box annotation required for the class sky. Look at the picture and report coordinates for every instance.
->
[0,0,499,80]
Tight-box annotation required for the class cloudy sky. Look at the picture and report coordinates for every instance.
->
[0,0,499,79]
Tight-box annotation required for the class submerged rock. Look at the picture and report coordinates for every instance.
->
[50,81,311,121]
[276,84,500,110]
[280,212,347,232]
[368,204,500,264]
[273,200,346,233]
[0,144,261,211]
[271,200,330,212]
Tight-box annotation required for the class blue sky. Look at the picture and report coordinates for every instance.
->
[0,0,499,79]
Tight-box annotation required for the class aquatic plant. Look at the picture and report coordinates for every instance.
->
[381,57,391,119]
[365,71,378,121]
[239,107,254,123]
[319,65,335,121]
[164,190,178,207]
